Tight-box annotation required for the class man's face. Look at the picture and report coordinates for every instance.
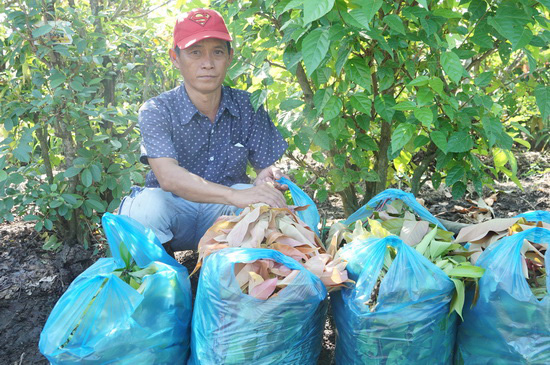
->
[172,38,233,95]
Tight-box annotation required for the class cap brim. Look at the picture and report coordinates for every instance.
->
[176,31,233,49]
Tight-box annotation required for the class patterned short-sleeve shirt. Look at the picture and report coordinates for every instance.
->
[139,84,288,188]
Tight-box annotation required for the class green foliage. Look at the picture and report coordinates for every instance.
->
[0,0,179,245]
[215,0,549,215]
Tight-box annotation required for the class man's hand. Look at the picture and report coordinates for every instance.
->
[228,183,287,209]
[254,166,289,191]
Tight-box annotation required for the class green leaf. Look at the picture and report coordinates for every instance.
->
[250,89,267,112]
[416,88,434,106]
[433,9,462,19]
[85,198,105,213]
[64,166,83,179]
[408,76,430,87]
[446,165,465,186]
[0,170,7,182]
[313,130,331,150]
[314,88,332,113]
[392,101,416,111]
[374,95,396,122]
[35,221,44,232]
[62,193,78,206]
[475,71,493,87]
[391,123,416,152]
[81,168,93,187]
[482,116,503,147]
[469,0,487,22]
[302,28,330,76]
[354,0,383,25]
[345,58,372,91]
[534,85,549,120]
[414,135,430,149]
[448,264,485,278]
[440,52,464,84]
[450,278,465,320]
[416,227,438,256]
[488,2,533,51]
[350,94,372,114]
[447,131,473,153]
[431,131,448,153]
[303,0,334,24]
[429,78,444,95]
[44,219,53,231]
[414,108,433,127]
[357,135,378,151]
[383,14,406,34]
[323,96,343,120]
[50,69,66,89]
[280,98,304,111]
[451,181,467,199]
[32,24,53,38]
[23,214,40,221]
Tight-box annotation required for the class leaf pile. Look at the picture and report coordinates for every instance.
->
[330,199,484,318]
[112,242,156,291]
[233,259,299,300]
[455,217,549,299]
[194,204,349,292]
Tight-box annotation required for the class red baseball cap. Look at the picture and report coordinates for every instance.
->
[173,8,232,50]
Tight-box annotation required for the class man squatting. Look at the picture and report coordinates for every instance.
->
[118,8,289,255]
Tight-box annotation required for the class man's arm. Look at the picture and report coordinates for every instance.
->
[149,157,287,208]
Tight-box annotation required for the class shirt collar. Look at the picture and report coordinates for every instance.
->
[178,84,239,125]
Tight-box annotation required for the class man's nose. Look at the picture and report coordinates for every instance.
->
[200,53,215,68]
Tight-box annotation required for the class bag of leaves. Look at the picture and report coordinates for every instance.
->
[328,188,484,364]
[456,227,550,364]
[454,210,550,264]
[194,203,349,291]
[189,247,327,364]
[39,213,192,364]
[331,235,457,364]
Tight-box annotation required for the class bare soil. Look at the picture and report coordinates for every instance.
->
[1,152,548,365]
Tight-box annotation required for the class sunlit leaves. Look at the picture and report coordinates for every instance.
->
[391,123,415,153]
[414,108,433,127]
[383,14,405,35]
[534,85,549,120]
[345,58,372,91]
[440,51,464,84]
[488,0,533,51]
[32,24,53,38]
[303,0,334,24]
[250,89,267,112]
[302,28,330,76]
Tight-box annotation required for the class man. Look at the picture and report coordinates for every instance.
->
[119,8,288,254]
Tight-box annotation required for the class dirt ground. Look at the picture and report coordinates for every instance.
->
[1,152,548,365]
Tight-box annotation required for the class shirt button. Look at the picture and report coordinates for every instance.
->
[209,157,214,161]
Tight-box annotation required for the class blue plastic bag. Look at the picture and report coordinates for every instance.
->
[39,213,192,364]
[331,236,457,364]
[456,227,550,364]
[344,188,447,230]
[190,247,327,364]
[515,210,550,224]
[277,176,320,236]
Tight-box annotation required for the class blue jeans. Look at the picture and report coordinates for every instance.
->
[118,184,252,251]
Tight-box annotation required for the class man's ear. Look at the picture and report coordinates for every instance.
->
[169,48,179,67]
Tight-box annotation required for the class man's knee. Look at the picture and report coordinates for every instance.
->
[119,188,179,244]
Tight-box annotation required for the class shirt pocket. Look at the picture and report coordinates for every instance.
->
[223,143,249,179]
